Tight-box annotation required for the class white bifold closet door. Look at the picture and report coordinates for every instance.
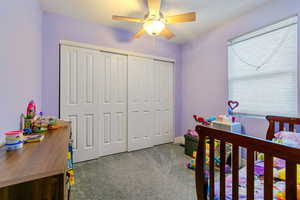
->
[60,46,128,162]
[99,52,128,156]
[128,56,155,151]
[152,60,174,146]
[128,56,174,151]
[60,46,101,162]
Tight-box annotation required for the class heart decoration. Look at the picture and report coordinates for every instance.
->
[228,100,239,111]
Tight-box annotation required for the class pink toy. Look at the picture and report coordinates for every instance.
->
[186,129,198,137]
[193,115,210,126]
[26,100,36,119]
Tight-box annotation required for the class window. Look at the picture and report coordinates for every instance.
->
[228,16,298,116]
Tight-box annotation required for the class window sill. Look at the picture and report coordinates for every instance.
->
[233,113,266,120]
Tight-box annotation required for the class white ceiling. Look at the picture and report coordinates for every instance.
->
[39,0,272,44]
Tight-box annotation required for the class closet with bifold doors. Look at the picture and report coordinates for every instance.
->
[60,41,174,163]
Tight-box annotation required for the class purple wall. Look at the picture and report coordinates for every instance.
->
[0,0,42,142]
[181,0,300,138]
[42,12,182,136]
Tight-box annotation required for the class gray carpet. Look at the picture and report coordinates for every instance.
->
[71,144,197,200]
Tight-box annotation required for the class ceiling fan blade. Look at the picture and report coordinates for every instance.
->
[133,28,146,38]
[112,15,143,23]
[147,0,161,15]
[166,12,196,24]
[160,28,175,39]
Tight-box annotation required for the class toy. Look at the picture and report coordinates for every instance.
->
[22,100,38,134]
[257,153,264,161]
[281,185,300,200]
[216,115,232,124]
[32,112,49,133]
[278,165,300,184]
[186,151,197,169]
[26,100,37,119]
[275,190,284,200]
[5,130,24,151]
[24,118,33,129]
[227,100,239,116]
[225,164,231,173]
[206,116,217,123]
[193,115,210,126]
[24,134,45,143]
[186,129,198,137]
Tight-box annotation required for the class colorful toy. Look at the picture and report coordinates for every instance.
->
[186,129,198,137]
[32,112,49,133]
[22,100,38,134]
[275,190,284,200]
[26,100,37,119]
[186,151,197,169]
[193,115,210,126]
[225,164,231,173]
[227,100,239,116]
[5,130,24,151]
[281,184,300,200]
[206,116,217,123]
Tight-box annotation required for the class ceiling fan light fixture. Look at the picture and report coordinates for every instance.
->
[143,20,165,36]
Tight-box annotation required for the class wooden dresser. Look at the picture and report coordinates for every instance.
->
[0,121,71,200]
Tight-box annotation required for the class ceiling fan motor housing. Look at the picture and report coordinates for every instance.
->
[143,12,166,35]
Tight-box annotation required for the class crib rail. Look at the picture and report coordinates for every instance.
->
[195,125,300,200]
[266,115,300,140]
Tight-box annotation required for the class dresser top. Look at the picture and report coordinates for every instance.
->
[0,121,70,188]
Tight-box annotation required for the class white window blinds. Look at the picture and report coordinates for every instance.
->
[228,16,298,116]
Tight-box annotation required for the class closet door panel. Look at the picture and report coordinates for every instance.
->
[60,46,100,162]
[152,60,174,145]
[100,53,128,156]
[128,56,154,151]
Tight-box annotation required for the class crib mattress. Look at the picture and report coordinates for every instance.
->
[213,161,286,200]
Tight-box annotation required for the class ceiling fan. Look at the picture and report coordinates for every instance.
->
[112,0,196,39]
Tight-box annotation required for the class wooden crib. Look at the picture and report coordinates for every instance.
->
[195,116,300,200]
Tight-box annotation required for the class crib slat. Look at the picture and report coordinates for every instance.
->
[289,123,294,132]
[279,122,284,131]
[209,137,215,200]
[286,161,297,200]
[220,141,226,200]
[196,134,206,200]
[266,120,275,140]
[232,145,239,200]
[247,149,254,200]
[264,154,273,200]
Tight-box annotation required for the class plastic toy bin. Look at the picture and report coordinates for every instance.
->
[184,134,198,157]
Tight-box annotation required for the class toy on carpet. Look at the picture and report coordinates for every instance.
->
[186,151,198,170]
[186,149,231,172]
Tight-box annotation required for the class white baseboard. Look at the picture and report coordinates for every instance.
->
[174,136,185,145]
